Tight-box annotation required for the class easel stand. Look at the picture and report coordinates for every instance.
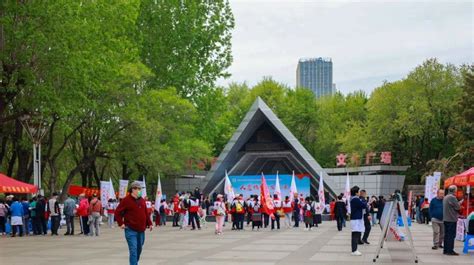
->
[373,193,418,263]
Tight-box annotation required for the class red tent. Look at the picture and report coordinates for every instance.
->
[0,173,38,194]
[444,167,474,188]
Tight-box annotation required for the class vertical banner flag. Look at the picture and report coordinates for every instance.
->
[344,172,351,213]
[260,173,275,217]
[318,171,325,206]
[140,176,147,198]
[155,174,163,211]
[224,170,235,202]
[407,190,413,217]
[109,178,116,200]
[432,172,441,200]
[119,180,129,198]
[274,171,281,199]
[290,171,298,198]
[119,179,128,198]
[100,181,111,204]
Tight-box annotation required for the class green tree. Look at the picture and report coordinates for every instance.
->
[138,0,235,99]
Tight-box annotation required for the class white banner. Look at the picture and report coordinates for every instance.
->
[138,177,147,198]
[289,171,297,198]
[109,178,116,200]
[100,181,111,204]
[274,172,281,199]
[119,180,129,198]
[318,171,325,206]
[155,175,162,211]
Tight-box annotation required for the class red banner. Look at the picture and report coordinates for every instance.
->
[68,185,99,197]
[260,174,274,218]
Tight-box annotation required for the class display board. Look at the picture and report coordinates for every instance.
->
[229,174,310,199]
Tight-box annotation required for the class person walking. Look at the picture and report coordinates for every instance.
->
[334,195,347,231]
[88,194,103,236]
[443,185,461,256]
[213,194,226,235]
[36,195,47,235]
[429,189,445,250]
[47,193,60,236]
[359,190,371,244]
[29,197,40,235]
[303,197,314,231]
[116,181,152,265]
[63,195,76,235]
[77,194,90,235]
[350,186,366,256]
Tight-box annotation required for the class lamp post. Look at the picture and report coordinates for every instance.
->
[20,114,48,195]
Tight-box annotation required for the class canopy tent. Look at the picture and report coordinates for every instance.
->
[0,173,38,194]
[444,167,474,188]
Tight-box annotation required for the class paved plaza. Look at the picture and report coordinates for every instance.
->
[0,220,472,265]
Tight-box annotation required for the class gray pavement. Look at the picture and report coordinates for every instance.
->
[0,220,472,265]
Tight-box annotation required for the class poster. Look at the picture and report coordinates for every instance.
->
[229,174,310,199]
[119,180,129,198]
[100,181,111,204]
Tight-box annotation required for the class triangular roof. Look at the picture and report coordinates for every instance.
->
[203,97,339,197]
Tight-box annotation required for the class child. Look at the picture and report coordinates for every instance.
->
[303,197,313,231]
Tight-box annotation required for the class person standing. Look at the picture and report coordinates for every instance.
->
[77,194,90,235]
[188,196,201,230]
[10,197,24,237]
[63,195,76,235]
[421,198,430,224]
[158,199,167,226]
[303,197,314,231]
[35,195,47,235]
[282,196,293,228]
[29,197,39,235]
[293,194,300,228]
[213,194,226,235]
[116,181,152,265]
[251,198,262,231]
[334,195,347,231]
[312,196,323,228]
[0,198,7,235]
[443,185,461,256]
[20,197,30,236]
[272,194,282,230]
[350,186,366,256]
[429,189,445,250]
[47,193,60,236]
[369,196,378,226]
[107,198,117,228]
[359,190,371,244]
[88,194,103,236]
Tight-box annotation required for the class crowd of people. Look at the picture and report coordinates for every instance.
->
[0,182,473,261]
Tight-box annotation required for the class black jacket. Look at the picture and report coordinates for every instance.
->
[334,200,347,218]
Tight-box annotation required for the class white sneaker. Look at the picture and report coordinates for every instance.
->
[351,251,362,256]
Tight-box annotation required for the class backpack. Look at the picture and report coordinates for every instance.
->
[236,202,244,213]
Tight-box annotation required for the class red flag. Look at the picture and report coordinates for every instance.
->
[260,173,275,219]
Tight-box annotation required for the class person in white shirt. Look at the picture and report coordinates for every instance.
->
[282,196,293,228]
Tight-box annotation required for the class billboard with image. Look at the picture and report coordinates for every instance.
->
[228,174,310,199]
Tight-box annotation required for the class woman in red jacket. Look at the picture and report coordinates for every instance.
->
[77,194,90,235]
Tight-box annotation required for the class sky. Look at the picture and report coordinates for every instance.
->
[217,0,473,95]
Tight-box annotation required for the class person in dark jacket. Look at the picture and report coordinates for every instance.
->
[443,185,460,256]
[334,195,347,231]
[35,195,47,235]
[359,190,371,244]
[429,189,444,250]
[350,186,367,256]
[293,194,300,227]
[376,196,385,224]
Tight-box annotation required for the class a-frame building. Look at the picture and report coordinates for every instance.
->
[203,97,340,198]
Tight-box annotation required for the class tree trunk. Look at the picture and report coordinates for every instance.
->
[59,155,96,203]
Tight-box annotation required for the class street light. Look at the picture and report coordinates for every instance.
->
[20,114,48,195]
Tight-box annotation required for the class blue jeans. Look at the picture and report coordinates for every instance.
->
[125,227,145,265]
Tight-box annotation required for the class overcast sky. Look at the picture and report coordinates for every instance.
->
[217,0,473,95]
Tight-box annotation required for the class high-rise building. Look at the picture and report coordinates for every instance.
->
[296,57,334,98]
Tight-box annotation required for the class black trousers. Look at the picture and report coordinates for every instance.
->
[422,209,430,224]
[65,215,74,234]
[443,221,456,254]
[0,216,6,233]
[293,211,299,227]
[38,216,47,235]
[263,213,270,228]
[173,213,179,226]
[189,212,201,229]
[336,216,344,231]
[351,232,362,252]
[32,216,41,235]
[362,219,371,242]
[12,224,23,236]
[81,216,90,235]
[271,214,280,229]
[51,216,60,235]
[236,213,244,229]
[246,212,252,225]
